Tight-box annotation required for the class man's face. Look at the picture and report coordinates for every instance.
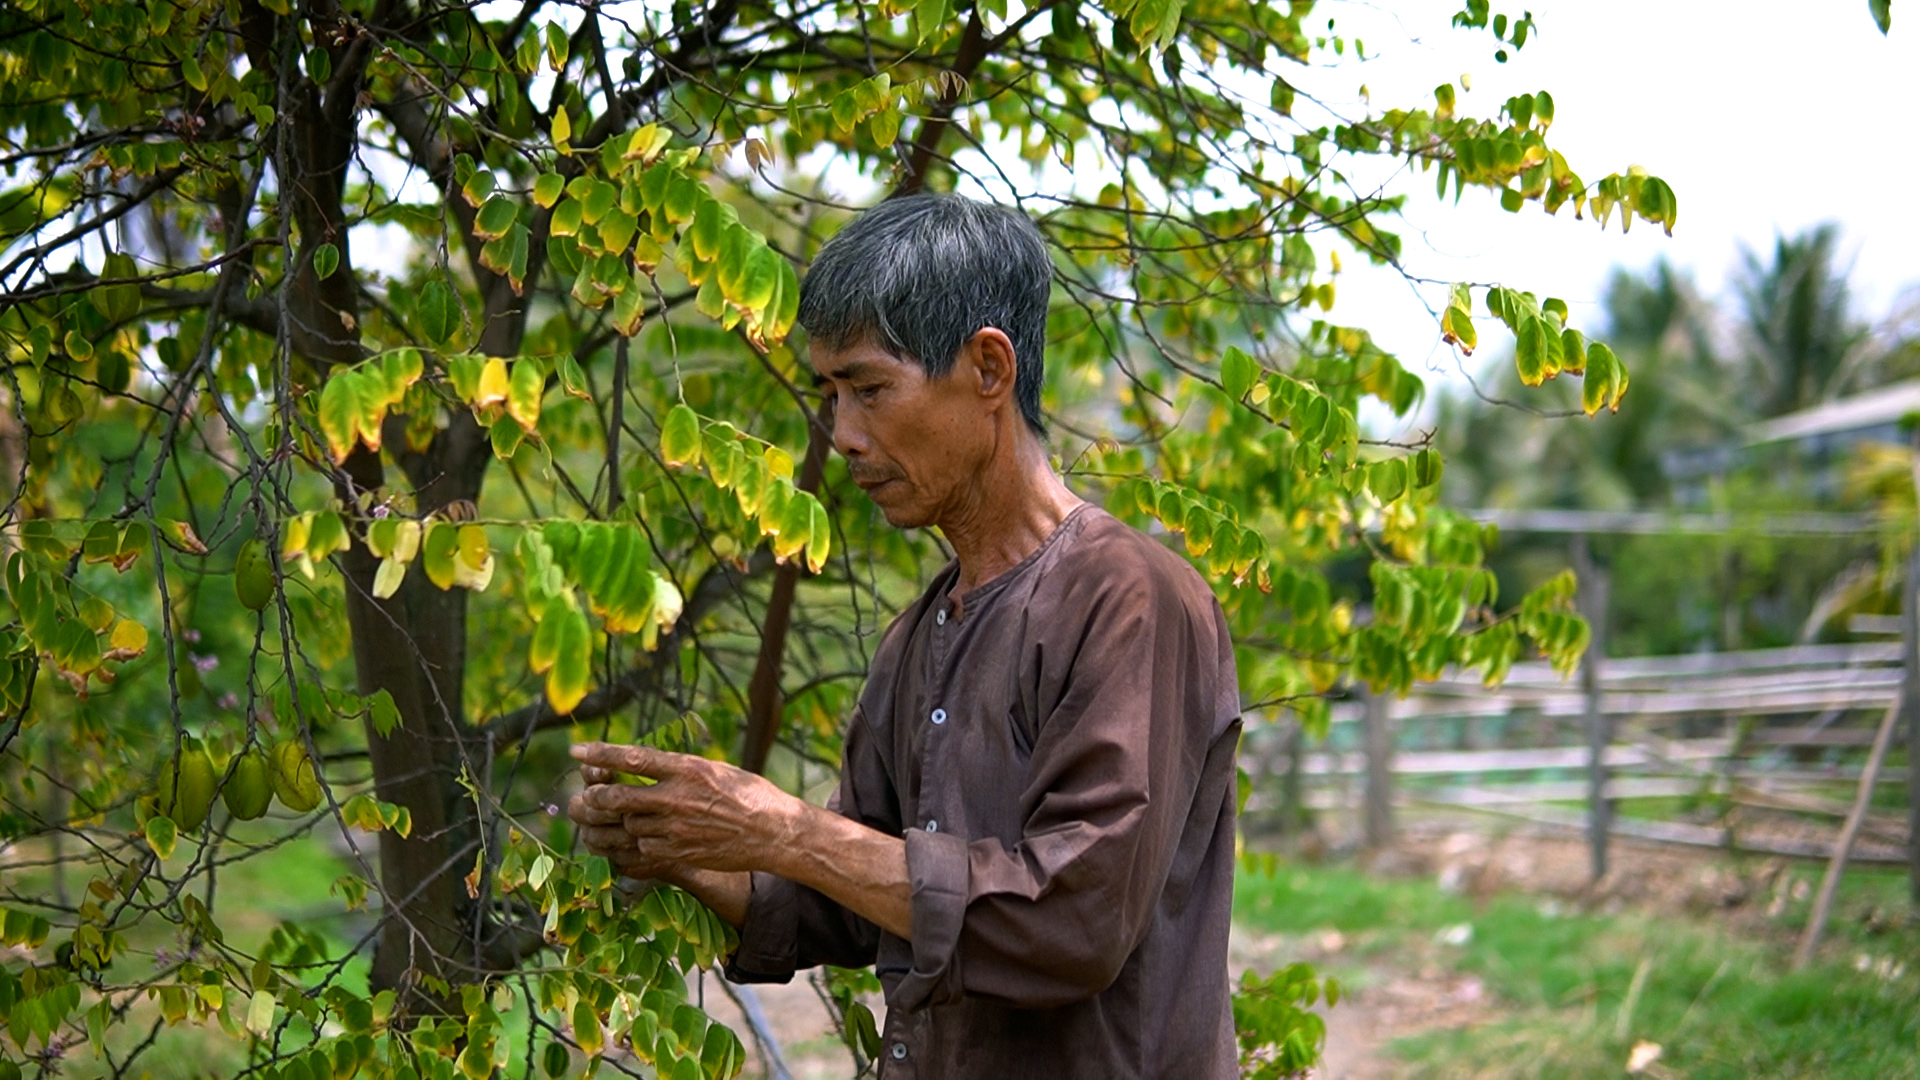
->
[811,338,992,530]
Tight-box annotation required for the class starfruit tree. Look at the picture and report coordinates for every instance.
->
[0,0,1676,1076]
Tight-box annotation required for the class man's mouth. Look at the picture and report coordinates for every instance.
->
[852,471,900,493]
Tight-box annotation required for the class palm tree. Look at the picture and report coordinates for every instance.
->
[1736,224,1869,417]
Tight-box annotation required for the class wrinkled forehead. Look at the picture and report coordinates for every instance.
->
[807,338,917,384]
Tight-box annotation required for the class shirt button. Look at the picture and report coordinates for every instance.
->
[891,1043,908,1061]
[925,820,938,833]
[936,608,947,626]
[930,708,947,725]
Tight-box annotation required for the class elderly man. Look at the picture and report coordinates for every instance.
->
[569,193,1242,1078]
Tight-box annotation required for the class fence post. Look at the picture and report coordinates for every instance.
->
[1907,424,1920,908]
[1574,535,1612,883]
[1363,686,1395,850]
[1280,715,1305,839]
[1905,540,1920,907]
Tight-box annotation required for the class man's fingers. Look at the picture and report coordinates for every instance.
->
[567,794,626,827]
[570,741,685,779]
[579,764,617,786]
[576,823,634,852]
[623,811,673,838]
[581,781,670,815]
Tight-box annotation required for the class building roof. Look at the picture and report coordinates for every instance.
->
[1747,378,1920,445]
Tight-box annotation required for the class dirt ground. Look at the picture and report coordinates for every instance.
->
[697,819,1886,1079]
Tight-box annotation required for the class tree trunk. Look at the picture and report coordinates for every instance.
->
[260,7,504,1000]
[336,445,475,1008]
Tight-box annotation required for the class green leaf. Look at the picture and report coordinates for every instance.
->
[529,596,569,674]
[474,196,518,241]
[771,483,811,562]
[480,223,530,293]
[1871,0,1892,33]
[1514,317,1548,386]
[419,280,460,342]
[806,498,831,574]
[1584,342,1629,414]
[1272,76,1297,116]
[146,815,177,860]
[462,168,496,207]
[660,404,701,467]
[547,606,592,715]
[598,208,638,256]
[93,252,139,322]
[1559,327,1588,374]
[1220,346,1258,400]
[1414,448,1444,488]
[1369,457,1408,502]
[581,180,617,224]
[369,689,401,738]
[556,354,591,400]
[313,242,340,280]
[735,244,780,311]
[422,522,459,590]
[490,415,526,460]
[1130,0,1185,50]
[1441,304,1477,354]
[913,0,949,43]
[533,172,565,208]
[613,271,647,336]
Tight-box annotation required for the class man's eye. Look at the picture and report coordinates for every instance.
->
[855,385,881,401]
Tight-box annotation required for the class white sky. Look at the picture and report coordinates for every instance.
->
[1300,0,1920,419]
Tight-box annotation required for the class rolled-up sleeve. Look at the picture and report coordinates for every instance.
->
[725,707,896,984]
[894,564,1237,1011]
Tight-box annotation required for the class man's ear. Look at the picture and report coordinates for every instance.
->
[965,328,1018,408]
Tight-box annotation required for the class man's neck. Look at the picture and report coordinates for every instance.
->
[937,427,1083,599]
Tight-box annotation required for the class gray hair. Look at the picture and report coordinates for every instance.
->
[798,193,1052,436]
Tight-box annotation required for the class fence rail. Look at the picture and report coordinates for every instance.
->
[1244,643,1917,868]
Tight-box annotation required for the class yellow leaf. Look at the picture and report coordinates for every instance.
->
[372,557,406,599]
[475,357,510,407]
[508,361,544,430]
[109,618,148,656]
[246,990,277,1037]
[317,374,361,463]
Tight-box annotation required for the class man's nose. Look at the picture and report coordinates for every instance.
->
[831,402,868,458]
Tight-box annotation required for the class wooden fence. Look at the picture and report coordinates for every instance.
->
[1241,642,1914,867]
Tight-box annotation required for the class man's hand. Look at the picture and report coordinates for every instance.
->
[566,741,915,940]
[569,742,801,875]
[568,773,678,885]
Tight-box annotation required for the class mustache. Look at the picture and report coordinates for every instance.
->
[848,465,903,486]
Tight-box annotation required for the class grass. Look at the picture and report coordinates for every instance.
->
[1234,858,1920,1079]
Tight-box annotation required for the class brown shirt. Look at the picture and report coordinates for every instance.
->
[726,506,1242,1079]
